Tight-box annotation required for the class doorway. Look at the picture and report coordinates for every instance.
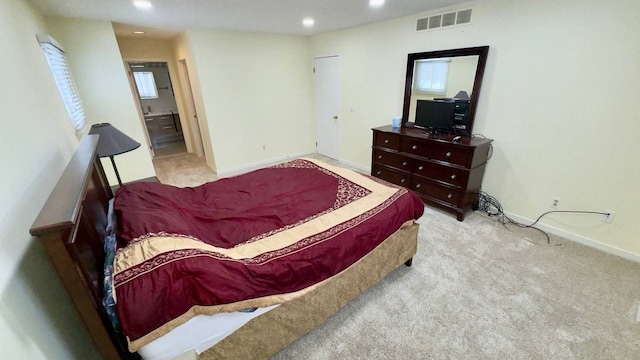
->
[313,55,340,160]
[128,61,186,158]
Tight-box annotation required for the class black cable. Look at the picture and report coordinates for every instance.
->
[505,210,609,229]
[476,191,609,246]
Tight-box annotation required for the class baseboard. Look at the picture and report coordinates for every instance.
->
[216,152,313,177]
[504,211,640,264]
[339,159,371,174]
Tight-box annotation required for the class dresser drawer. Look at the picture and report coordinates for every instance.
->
[401,138,429,156]
[372,164,410,186]
[157,115,175,127]
[427,143,472,167]
[413,160,469,188]
[410,178,461,206]
[372,149,413,172]
[374,132,401,150]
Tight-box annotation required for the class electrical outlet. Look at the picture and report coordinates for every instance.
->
[551,197,560,209]
[602,210,615,223]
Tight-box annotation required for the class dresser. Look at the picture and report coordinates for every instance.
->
[144,112,184,148]
[371,125,492,221]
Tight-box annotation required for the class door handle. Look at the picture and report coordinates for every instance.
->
[332,115,338,119]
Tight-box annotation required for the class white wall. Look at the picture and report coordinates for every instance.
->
[185,29,315,173]
[0,0,99,358]
[45,17,157,185]
[310,0,640,256]
[173,34,217,169]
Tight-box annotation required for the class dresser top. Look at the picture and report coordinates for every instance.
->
[372,125,492,147]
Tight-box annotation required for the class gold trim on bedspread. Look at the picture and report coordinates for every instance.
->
[114,158,401,272]
[114,158,417,351]
[199,221,419,359]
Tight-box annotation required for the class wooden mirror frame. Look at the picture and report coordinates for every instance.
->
[401,46,489,133]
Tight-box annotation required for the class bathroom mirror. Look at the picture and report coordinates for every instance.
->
[402,46,489,134]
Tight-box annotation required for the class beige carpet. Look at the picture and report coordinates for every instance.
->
[154,153,640,359]
[272,207,640,359]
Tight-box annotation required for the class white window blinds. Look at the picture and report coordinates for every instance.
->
[133,72,159,99]
[38,34,86,131]
[414,59,450,94]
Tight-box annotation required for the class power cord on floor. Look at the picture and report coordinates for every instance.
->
[477,191,610,246]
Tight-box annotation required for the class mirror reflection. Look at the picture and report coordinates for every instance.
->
[402,46,488,135]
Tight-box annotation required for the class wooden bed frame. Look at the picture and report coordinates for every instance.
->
[30,135,419,360]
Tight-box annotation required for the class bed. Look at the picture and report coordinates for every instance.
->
[29,134,424,360]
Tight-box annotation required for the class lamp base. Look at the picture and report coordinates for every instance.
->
[109,156,123,186]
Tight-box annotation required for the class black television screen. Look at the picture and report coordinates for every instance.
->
[415,100,455,133]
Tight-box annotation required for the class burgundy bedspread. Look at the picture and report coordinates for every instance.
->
[113,158,424,351]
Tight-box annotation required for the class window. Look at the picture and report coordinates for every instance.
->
[414,59,450,94]
[37,34,86,131]
[133,72,159,99]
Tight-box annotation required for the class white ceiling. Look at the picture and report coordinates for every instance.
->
[29,0,470,38]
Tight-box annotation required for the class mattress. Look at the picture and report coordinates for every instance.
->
[137,305,278,360]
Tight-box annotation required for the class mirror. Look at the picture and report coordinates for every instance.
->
[402,46,489,134]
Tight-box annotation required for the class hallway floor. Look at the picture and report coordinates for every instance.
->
[152,153,357,188]
[153,141,187,158]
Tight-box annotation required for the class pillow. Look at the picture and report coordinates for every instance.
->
[103,199,121,332]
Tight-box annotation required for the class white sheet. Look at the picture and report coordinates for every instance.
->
[137,305,279,360]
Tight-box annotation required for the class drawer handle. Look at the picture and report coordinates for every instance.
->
[376,171,381,175]
[446,151,452,157]
[418,165,424,171]
[402,161,408,166]
[377,155,382,159]
[451,174,457,180]
[401,178,406,183]
[412,145,418,150]
[162,126,173,129]
[384,139,389,144]
[160,117,170,120]
[447,193,453,199]
[415,183,421,189]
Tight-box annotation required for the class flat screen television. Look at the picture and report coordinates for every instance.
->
[415,100,455,134]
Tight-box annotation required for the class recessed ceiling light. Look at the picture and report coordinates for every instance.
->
[134,31,145,34]
[302,18,315,27]
[133,1,152,9]
[369,0,385,8]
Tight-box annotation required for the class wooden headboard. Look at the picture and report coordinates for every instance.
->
[30,135,136,360]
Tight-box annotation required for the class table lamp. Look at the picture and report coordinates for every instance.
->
[88,123,141,186]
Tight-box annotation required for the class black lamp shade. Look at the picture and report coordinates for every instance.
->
[88,123,140,157]
[88,123,141,186]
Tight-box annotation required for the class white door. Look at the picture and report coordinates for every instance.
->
[314,56,340,160]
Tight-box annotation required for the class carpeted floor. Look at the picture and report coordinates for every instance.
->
[154,153,640,359]
[272,207,640,359]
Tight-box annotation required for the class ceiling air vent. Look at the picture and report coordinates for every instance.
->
[416,17,429,31]
[428,15,442,29]
[416,8,472,32]
[442,12,456,27]
[456,9,472,24]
